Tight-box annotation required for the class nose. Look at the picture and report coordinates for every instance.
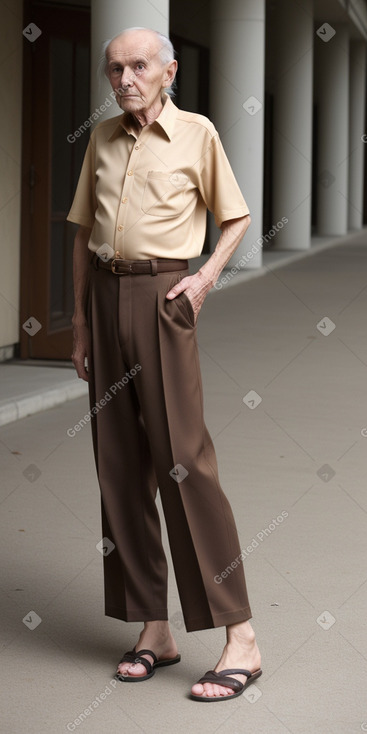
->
[120,66,135,89]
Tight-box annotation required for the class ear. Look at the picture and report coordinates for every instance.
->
[163,59,178,88]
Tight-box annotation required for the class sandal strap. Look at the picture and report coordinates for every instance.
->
[118,647,157,675]
[118,649,136,664]
[217,668,252,677]
[134,648,158,664]
[196,668,252,694]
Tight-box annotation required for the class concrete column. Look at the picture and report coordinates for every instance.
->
[272,0,313,250]
[315,23,349,235]
[90,0,169,122]
[210,0,265,268]
[349,41,366,229]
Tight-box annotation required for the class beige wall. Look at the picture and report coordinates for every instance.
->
[0,0,22,355]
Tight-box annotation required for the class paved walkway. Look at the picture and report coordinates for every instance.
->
[0,361,88,427]
[1,230,367,733]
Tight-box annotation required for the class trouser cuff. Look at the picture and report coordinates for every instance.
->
[105,605,169,623]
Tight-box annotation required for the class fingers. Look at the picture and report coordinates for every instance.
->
[72,323,91,381]
[165,274,207,324]
[165,283,184,300]
[72,354,89,382]
[79,365,90,382]
[166,275,191,300]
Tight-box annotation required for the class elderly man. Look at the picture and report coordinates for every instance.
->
[67,27,261,701]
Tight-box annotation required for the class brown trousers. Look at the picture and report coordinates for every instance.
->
[87,259,252,632]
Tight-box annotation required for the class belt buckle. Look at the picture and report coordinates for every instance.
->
[111,258,132,275]
[111,258,120,274]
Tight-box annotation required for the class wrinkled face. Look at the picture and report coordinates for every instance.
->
[106,30,175,117]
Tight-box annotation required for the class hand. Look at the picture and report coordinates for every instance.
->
[71,322,91,381]
[165,271,213,324]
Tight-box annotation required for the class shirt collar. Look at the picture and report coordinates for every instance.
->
[108,94,177,142]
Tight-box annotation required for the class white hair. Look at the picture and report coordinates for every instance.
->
[99,27,176,97]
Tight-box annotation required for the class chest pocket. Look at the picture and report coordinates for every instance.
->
[142,171,188,218]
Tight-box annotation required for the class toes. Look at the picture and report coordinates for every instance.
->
[199,683,214,697]
[191,683,205,695]
[116,663,130,675]
[125,663,147,677]
[218,685,236,697]
[116,662,147,677]
[192,681,237,698]
[192,683,218,698]
[212,684,226,697]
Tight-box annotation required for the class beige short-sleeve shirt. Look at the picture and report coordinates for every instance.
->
[67,94,250,260]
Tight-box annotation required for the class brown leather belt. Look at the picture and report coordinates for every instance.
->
[93,253,188,276]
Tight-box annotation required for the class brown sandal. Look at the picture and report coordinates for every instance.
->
[115,647,181,682]
[190,667,262,701]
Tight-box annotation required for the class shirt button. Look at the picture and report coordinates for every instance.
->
[117,225,124,231]
[127,170,133,176]
[135,145,140,150]
[122,197,128,203]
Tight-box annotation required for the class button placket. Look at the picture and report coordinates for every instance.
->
[116,139,142,255]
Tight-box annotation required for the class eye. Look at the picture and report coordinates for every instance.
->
[136,63,145,71]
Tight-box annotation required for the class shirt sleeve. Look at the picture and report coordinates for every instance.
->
[66,136,97,228]
[197,132,250,228]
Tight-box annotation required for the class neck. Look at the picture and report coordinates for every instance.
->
[133,95,166,129]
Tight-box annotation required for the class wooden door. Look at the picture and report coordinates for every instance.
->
[20,1,90,359]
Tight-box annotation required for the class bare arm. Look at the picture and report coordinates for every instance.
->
[71,225,92,381]
[166,215,251,319]
[198,215,251,285]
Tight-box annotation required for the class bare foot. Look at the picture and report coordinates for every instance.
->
[191,620,261,699]
[116,620,179,679]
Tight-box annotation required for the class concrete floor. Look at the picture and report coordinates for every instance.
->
[0,362,88,427]
[1,232,367,733]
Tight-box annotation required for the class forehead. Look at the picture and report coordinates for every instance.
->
[107,32,160,63]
